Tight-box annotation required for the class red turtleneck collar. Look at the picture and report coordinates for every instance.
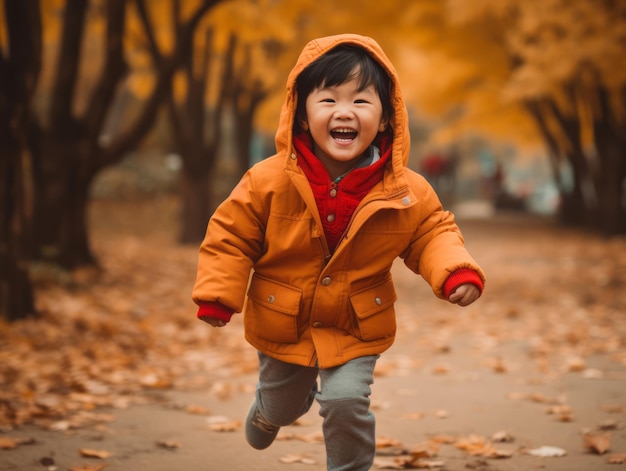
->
[293,131,392,253]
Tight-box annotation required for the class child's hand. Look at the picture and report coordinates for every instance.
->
[448,283,480,306]
[200,316,227,327]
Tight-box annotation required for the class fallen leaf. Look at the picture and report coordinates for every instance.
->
[465,459,489,469]
[546,404,572,415]
[582,368,604,379]
[565,355,586,372]
[491,448,514,458]
[526,446,567,457]
[431,363,451,375]
[207,420,241,432]
[455,434,513,458]
[546,404,574,422]
[205,415,231,424]
[79,448,112,459]
[279,453,317,465]
[428,434,456,445]
[486,356,509,373]
[39,457,55,466]
[377,436,404,448]
[596,418,620,430]
[0,437,18,449]
[49,420,71,431]
[492,431,514,443]
[156,440,182,449]
[583,431,611,454]
[607,453,626,464]
[185,405,210,415]
[139,372,171,389]
[209,381,233,400]
[409,440,440,459]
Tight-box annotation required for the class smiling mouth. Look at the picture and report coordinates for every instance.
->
[330,128,357,141]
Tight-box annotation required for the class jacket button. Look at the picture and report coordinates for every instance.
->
[329,188,337,197]
[321,276,332,286]
[401,196,411,206]
[290,152,297,160]
[375,297,382,305]
[268,295,275,304]
[312,321,323,328]
[326,214,335,222]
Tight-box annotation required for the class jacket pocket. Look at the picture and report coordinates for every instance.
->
[246,274,302,343]
[349,277,397,341]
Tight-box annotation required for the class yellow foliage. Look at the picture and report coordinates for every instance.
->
[127,72,155,100]
[25,0,624,151]
[172,71,187,102]
[40,0,65,45]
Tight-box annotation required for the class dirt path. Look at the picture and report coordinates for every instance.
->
[1,202,625,471]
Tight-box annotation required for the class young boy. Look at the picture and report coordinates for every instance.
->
[193,34,485,470]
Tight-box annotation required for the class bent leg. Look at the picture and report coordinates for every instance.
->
[255,352,319,426]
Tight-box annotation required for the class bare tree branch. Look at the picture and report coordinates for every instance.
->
[49,0,88,131]
[83,0,128,148]
[101,0,219,164]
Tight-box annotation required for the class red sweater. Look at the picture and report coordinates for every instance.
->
[294,131,391,253]
[197,133,483,322]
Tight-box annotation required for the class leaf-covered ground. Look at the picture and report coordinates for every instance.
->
[1,196,625,470]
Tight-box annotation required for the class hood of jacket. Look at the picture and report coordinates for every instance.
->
[275,34,411,196]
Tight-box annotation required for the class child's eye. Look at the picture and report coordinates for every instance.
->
[321,98,335,103]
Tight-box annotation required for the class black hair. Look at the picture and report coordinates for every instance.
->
[295,44,392,131]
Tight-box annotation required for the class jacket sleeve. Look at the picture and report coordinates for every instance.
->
[192,170,266,312]
[401,179,486,300]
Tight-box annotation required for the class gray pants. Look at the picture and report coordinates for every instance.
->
[255,352,379,471]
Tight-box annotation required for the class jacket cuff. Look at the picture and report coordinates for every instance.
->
[443,268,484,299]
[197,302,235,323]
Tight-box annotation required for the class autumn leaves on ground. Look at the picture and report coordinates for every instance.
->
[1,196,625,471]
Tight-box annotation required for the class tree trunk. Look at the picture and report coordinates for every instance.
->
[0,0,41,321]
[593,87,626,235]
[595,140,625,235]
[32,0,209,267]
[544,93,603,228]
[525,100,588,227]
[230,44,267,179]
[33,137,97,267]
[164,29,232,244]
[180,168,213,243]
[0,128,37,321]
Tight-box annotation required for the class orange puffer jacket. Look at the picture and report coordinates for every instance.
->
[192,34,485,368]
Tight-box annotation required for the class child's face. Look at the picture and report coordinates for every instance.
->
[302,75,387,176]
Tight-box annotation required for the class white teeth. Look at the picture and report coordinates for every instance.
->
[332,128,356,133]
